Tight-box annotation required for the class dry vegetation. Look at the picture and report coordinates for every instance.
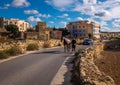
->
[95,40,120,85]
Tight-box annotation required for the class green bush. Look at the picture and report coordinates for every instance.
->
[0,51,8,59]
[6,47,22,56]
[27,43,39,51]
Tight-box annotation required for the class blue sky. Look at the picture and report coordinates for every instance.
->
[0,0,120,32]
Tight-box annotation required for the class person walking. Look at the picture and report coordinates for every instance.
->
[71,38,76,52]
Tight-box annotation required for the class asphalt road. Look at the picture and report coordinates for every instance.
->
[0,45,89,85]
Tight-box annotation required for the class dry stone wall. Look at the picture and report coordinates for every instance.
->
[73,44,115,85]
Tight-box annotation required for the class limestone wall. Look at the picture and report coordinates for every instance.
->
[73,44,115,85]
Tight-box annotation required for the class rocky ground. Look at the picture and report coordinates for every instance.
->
[95,50,120,85]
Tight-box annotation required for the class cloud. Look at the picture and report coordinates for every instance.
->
[100,19,120,32]
[45,0,76,10]
[27,16,41,23]
[83,0,97,5]
[49,21,54,24]
[112,19,120,28]
[12,0,30,7]
[110,6,120,19]
[37,14,51,18]
[0,4,10,9]
[24,10,39,14]
[101,27,112,32]
[0,0,30,8]
[60,21,67,27]
[24,9,51,18]
[45,0,120,21]
[76,17,83,21]
[58,14,69,18]
[100,21,108,27]
[94,10,112,20]
[66,18,71,20]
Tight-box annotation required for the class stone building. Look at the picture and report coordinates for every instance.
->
[66,20,100,39]
[100,32,120,39]
[51,31,62,39]
[25,22,51,40]
[0,17,30,32]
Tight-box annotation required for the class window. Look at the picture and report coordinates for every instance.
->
[73,26,75,29]
[79,26,81,28]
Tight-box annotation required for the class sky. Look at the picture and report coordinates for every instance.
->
[0,0,120,32]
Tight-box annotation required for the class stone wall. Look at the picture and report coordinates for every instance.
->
[72,44,115,85]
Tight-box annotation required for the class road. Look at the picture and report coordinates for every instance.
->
[0,45,88,85]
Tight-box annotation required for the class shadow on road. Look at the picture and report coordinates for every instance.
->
[32,51,65,54]
[61,55,75,85]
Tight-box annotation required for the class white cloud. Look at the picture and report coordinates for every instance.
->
[94,10,112,20]
[60,21,67,27]
[101,27,112,32]
[58,14,69,18]
[0,0,30,9]
[100,21,108,27]
[24,10,39,14]
[101,27,120,32]
[83,0,97,5]
[110,6,120,19]
[27,16,41,22]
[45,0,76,10]
[66,18,71,20]
[49,21,54,24]
[24,9,51,18]
[45,0,120,21]
[100,19,120,32]
[0,4,10,9]
[12,0,30,7]
[112,19,120,28]
[76,17,83,21]
[37,14,51,18]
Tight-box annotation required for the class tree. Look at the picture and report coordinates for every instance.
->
[88,33,93,39]
[5,24,19,39]
[58,28,70,37]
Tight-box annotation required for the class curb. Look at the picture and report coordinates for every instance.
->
[50,54,74,85]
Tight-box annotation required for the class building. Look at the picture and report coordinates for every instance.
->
[0,17,30,32]
[51,31,62,39]
[25,22,50,40]
[100,32,120,40]
[66,20,100,39]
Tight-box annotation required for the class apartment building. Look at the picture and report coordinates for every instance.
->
[66,20,100,39]
[0,17,30,32]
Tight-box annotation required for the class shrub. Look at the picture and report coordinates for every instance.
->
[0,51,8,59]
[76,39,82,45]
[27,43,39,51]
[6,46,22,56]
[43,42,51,48]
[58,42,63,46]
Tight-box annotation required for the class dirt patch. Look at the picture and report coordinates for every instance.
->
[95,51,120,85]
